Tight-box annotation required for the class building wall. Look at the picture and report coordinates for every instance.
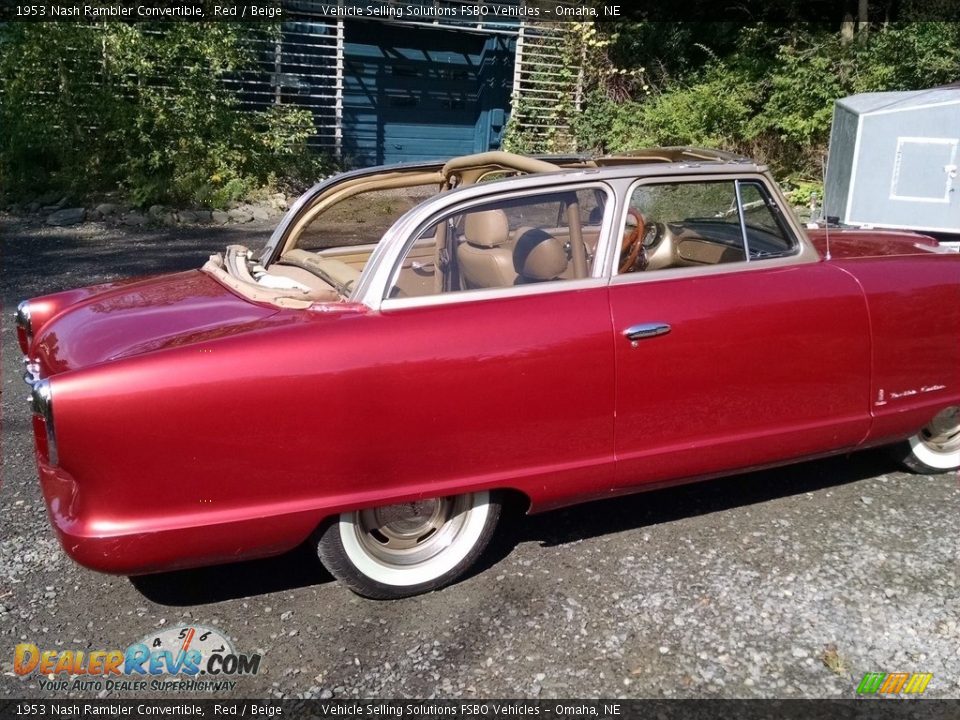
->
[234,7,578,166]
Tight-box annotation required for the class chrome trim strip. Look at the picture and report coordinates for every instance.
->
[379,277,609,311]
[29,379,57,466]
[734,179,752,260]
[15,300,32,343]
[608,252,814,287]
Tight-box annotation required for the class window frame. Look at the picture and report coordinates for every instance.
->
[607,173,814,286]
[376,181,617,311]
[735,179,799,259]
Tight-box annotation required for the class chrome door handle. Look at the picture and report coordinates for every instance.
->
[623,323,671,346]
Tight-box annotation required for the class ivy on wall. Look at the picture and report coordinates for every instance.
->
[0,23,331,206]
[504,21,960,194]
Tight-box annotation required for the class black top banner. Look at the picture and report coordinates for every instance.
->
[2,0,960,23]
[2,699,960,720]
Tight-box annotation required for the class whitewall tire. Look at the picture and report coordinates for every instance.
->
[317,491,500,599]
[894,407,960,474]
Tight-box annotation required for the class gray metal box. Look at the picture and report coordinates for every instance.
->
[825,88,960,235]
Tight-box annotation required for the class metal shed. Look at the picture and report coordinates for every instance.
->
[825,87,960,235]
[234,1,581,167]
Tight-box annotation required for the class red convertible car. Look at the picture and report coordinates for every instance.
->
[18,148,960,598]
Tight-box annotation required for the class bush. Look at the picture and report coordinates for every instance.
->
[568,22,960,184]
[0,23,333,207]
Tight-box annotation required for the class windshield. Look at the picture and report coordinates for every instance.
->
[294,185,439,252]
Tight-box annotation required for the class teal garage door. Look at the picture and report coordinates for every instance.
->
[342,21,514,166]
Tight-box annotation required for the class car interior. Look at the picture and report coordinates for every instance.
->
[201,150,797,306]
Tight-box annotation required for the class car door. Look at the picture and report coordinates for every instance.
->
[608,176,873,489]
[351,182,618,511]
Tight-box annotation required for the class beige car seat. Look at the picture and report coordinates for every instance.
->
[513,228,569,283]
[457,209,517,289]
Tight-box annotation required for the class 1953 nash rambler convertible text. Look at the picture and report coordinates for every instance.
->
[17,148,960,598]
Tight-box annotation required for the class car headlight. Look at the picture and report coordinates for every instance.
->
[29,379,58,465]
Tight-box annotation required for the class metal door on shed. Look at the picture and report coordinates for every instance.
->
[342,21,513,166]
[848,105,960,232]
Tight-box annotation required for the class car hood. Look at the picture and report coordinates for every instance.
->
[31,270,280,375]
[807,228,943,258]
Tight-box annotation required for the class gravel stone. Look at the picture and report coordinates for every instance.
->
[228,207,254,223]
[45,207,85,226]
[94,203,119,217]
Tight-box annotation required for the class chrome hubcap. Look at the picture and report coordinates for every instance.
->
[919,406,960,454]
[353,496,471,567]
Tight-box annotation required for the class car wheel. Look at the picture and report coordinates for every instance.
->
[317,491,500,599]
[894,406,960,473]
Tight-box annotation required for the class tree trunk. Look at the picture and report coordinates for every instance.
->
[858,0,869,32]
[841,13,855,45]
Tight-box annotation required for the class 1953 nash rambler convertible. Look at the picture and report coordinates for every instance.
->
[18,148,960,598]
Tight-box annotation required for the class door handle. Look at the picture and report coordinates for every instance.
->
[623,322,671,346]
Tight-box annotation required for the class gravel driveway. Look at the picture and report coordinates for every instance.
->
[1,214,958,700]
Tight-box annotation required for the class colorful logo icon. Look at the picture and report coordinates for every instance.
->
[857,672,932,695]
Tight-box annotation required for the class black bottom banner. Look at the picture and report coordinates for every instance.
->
[1,699,958,720]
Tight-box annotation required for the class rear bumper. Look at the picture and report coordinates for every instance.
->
[34,454,322,576]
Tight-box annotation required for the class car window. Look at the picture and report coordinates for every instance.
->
[294,185,439,251]
[387,188,604,300]
[621,181,746,274]
[618,179,796,275]
[738,181,797,257]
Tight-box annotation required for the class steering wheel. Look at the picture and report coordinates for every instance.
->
[619,208,648,274]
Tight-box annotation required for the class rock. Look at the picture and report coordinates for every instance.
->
[122,212,146,226]
[861,496,874,506]
[26,201,40,214]
[148,204,166,220]
[95,203,119,218]
[161,212,178,226]
[194,210,212,223]
[269,193,288,211]
[177,210,199,224]
[251,206,270,221]
[228,208,254,223]
[318,689,333,700]
[212,210,229,225]
[46,207,85,226]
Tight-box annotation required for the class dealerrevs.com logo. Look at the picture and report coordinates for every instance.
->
[14,625,261,693]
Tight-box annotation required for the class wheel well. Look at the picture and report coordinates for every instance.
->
[307,488,531,546]
[495,488,532,517]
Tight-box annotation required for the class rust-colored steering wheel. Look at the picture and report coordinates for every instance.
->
[619,208,648,274]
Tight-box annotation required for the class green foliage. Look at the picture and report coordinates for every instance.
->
[558,22,960,183]
[0,23,333,206]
